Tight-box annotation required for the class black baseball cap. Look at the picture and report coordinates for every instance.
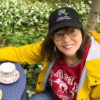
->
[48,7,83,33]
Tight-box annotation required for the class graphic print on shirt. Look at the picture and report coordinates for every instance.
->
[54,78,68,93]
[48,69,79,100]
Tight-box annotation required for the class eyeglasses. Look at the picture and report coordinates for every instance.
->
[53,28,79,41]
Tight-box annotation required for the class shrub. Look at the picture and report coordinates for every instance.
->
[0,0,92,47]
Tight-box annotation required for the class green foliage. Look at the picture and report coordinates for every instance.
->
[23,64,42,99]
[0,0,53,46]
[0,0,95,47]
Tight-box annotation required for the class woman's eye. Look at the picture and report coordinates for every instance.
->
[57,33,63,36]
[68,29,75,33]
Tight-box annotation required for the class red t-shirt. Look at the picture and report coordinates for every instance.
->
[48,42,90,100]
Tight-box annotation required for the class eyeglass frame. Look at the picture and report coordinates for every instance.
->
[53,28,80,41]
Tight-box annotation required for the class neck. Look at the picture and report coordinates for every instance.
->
[64,55,80,65]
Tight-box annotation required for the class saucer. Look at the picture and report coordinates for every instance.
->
[0,69,20,84]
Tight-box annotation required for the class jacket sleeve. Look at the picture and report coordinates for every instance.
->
[90,85,100,100]
[0,41,43,65]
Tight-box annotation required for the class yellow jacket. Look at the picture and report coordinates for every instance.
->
[0,31,100,100]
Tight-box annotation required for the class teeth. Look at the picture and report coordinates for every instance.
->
[64,45,73,48]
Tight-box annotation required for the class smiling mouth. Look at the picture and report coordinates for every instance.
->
[63,45,73,49]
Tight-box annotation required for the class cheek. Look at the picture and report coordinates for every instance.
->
[53,42,62,53]
[76,35,82,48]
[54,40,59,46]
[54,41,62,49]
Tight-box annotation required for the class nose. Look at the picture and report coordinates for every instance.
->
[63,34,71,42]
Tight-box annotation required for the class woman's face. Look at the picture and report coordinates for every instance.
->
[53,28,82,58]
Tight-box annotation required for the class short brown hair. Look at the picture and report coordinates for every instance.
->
[41,28,91,61]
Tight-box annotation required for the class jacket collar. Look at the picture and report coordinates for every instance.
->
[86,35,100,62]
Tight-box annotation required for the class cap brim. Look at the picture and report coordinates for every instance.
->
[49,21,83,34]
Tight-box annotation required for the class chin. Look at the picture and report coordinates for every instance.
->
[64,52,76,57]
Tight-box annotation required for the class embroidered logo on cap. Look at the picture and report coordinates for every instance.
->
[58,9,68,16]
[56,9,72,22]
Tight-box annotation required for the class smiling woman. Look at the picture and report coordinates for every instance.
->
[0,7,100,100]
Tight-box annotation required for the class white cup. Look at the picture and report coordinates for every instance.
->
[0,62,16,76]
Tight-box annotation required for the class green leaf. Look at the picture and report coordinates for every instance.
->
[26,86,34,91]
[34,68,41,73]
[26,73,32,78]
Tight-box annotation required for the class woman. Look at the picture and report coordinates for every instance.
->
[0,7,100,100]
